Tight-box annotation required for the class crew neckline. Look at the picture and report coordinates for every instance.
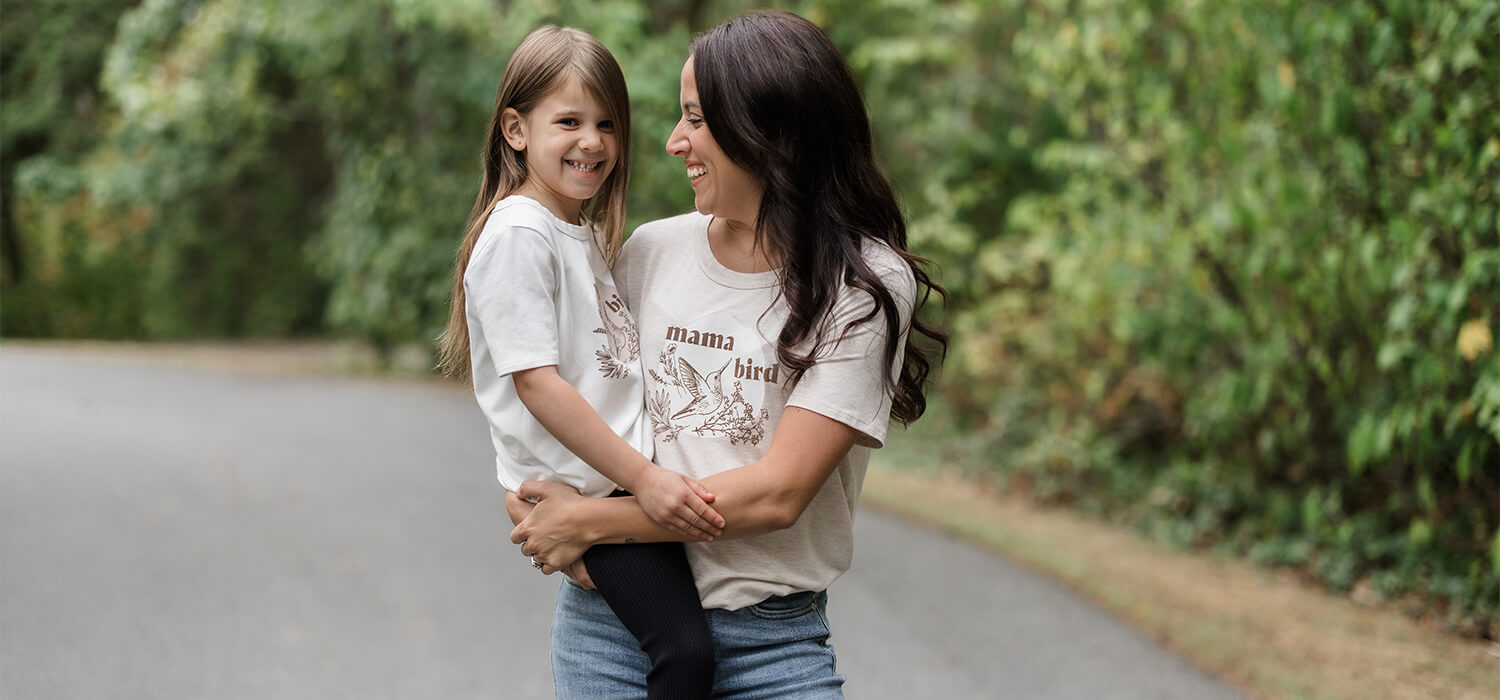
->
[499,194,593,241]
[695,215,781,290]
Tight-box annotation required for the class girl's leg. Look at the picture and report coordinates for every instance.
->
[583,542,714,700]
[708,590,844,700]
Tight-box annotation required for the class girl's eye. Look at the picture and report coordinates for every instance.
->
[559,118,580,127]
[598,120,615,132]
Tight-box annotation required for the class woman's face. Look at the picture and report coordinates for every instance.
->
[666,58,762,228]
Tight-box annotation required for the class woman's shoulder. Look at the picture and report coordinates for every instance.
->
[630,210,708,242]
[621,210,709,258]
[858,238,917,296]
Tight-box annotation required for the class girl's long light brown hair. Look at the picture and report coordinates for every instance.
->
[436,26,631,381]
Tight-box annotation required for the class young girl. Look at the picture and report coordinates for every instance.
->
[436,26,718,700]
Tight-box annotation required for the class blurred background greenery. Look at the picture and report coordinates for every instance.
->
[3,0,1496,634]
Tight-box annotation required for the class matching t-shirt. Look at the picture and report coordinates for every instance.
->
[465,195,653,498]
[615,211,914,610]
[468,196,914,611]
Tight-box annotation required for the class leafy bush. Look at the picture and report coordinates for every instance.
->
[945,0,1498,630]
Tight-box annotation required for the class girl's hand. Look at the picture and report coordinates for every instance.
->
[505,489,536,525]
[511,481,591,573]
[561,560,595,590]
[634,466,724,541]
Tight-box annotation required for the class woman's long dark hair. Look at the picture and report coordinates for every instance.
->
[691,9,947,424]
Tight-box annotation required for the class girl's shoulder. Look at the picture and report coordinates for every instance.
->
[471,196,565,259]
[488,195,561,236]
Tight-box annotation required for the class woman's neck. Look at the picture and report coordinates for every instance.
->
[708,216,780,273]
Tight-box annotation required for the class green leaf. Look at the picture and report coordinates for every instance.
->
[1456,439,1474,484]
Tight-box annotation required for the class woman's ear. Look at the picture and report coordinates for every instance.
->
[500,108,527,151]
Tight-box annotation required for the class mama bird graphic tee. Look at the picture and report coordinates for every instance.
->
[615,212,915,610]
[466,195,652,498]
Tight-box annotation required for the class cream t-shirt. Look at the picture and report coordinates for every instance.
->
[615,211,913,610]
[466,195,652,498]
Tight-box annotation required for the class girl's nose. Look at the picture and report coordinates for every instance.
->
[579,129,603,152]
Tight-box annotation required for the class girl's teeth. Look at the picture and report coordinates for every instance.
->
[569,161,598,172]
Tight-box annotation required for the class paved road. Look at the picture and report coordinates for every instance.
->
[1,347,1242,699]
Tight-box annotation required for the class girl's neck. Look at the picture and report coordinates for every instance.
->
[515,181,583,225]
[708,216,781,273]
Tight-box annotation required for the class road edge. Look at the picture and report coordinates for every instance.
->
[861,463,1500,700]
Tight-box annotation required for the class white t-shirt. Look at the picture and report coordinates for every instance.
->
[615,211,914,610]
[465,195,652,498]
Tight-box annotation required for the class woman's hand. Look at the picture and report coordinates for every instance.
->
[633,466,724,541]
[510,480,592,574]
[506,489,594,587]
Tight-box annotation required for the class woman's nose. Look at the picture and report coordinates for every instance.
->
[666,121,688,156]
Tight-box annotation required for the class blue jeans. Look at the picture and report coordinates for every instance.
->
[551,579,845,699]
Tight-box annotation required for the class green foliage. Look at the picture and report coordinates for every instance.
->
[5,0,697,345]
[946,0,1498,630]
[5,0,1496,631]
[1,0,142,334]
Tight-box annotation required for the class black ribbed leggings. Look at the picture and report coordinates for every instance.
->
[581,540,714,699]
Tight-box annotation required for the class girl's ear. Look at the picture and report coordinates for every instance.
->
[500,108,527,151]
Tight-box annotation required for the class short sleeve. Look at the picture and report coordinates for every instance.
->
[466,224,561,377]
[786,262,916,448]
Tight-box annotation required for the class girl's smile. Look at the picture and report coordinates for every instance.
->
[502,73,619,224]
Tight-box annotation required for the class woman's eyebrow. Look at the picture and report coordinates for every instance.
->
[682,100,701,111]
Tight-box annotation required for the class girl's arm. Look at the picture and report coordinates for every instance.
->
[510,406,858,572]
[511,365,725,540]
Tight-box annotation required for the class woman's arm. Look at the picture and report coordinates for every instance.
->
[510,406,859,572]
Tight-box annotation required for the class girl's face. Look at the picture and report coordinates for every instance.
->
[502,73,618,224]
[666,58,762,228]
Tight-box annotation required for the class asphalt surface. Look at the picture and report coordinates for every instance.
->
[1,346,1243,699]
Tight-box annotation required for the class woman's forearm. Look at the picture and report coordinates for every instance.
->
[520,406,859,548]
[569,464,801,544]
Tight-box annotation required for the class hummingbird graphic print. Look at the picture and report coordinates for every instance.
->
[593,278,640,379]
[647,330,773,447]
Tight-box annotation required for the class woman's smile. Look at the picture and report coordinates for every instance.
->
[667,58,762,227]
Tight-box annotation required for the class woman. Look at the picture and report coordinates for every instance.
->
[509,9,946,698]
